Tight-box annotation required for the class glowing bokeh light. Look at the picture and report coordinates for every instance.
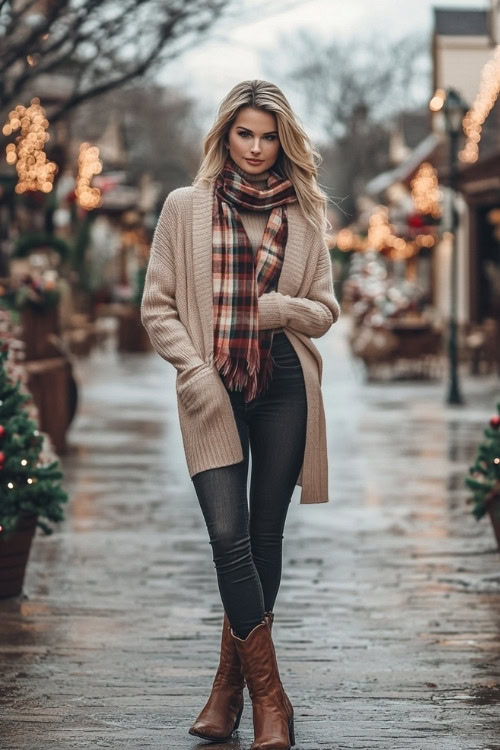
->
[2,98,57,193]
[75,143,102,210]
[460,45,500,163]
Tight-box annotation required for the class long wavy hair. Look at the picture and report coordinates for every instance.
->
[194,79,329,235]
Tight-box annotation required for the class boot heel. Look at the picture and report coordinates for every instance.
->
[289,715,295,746]
[233,703,243,731]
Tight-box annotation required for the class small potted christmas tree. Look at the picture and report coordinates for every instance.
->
[465,402,500,550]
[0,340,68,598]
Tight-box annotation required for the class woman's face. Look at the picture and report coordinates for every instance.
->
[226,106,280,175]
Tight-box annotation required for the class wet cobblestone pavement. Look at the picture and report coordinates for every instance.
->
[1,315,499,750]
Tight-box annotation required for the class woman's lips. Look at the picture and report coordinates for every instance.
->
[245,158,263,164]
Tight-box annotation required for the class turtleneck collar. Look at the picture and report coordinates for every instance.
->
[231,158,271,187]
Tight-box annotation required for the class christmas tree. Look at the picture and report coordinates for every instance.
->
[0,340,68,539]
[465,402,500,520]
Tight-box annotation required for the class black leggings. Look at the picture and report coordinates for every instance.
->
[192,331,307,639]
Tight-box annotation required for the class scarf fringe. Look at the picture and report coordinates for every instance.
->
[214,345,275,403]
[214,348,259,390]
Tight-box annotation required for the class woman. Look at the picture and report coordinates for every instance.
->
[141,79,340,750]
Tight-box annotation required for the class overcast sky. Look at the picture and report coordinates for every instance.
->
[160,0,489,133]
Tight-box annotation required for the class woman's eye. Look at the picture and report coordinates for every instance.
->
[237,132,276,141]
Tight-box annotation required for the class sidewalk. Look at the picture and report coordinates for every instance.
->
[1,315,499,750]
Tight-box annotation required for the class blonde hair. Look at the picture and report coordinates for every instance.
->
[194,79,329,235]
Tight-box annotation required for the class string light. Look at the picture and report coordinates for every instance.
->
[410,163,442,218]
[429,88,446,112]
[415,234,435,248]
[2,98,57,194]
[333,206,437,260]
[335,228,365,252]
[75,143,102,210]
[460,45,500,163]
[367,206,407,253]
[27,478,33,484]
[7,482,14,489]
[21,458,27,466]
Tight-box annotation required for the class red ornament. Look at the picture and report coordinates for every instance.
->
[0,425,5,438]
[408,213,424,228]
[490,415,500,429]
[0,450,5,467]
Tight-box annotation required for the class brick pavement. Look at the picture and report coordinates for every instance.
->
[1,315,499,749]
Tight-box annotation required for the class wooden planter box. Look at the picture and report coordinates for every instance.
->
[487,496,500,550]
[21,304,61,360]
[117,306,152,353]
[24,357,77,455]
[0,513,38,598]
[350,319,444,378]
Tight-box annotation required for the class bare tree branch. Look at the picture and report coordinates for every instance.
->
[264,29,431,224]
[273,29,430,141]
[0,0,229,118]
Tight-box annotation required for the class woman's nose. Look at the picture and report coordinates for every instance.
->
[250,139,261,154]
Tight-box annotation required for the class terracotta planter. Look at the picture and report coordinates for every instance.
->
[487,496,500,550]
[0,513,38,598]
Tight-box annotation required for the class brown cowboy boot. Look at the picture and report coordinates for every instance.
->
[230,619,295,750]
[188,611,275,742]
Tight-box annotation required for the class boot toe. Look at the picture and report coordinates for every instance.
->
[251,736,291,750]
[189,720,230,740]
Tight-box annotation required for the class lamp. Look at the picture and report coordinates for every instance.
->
[443,88,468,135]
[442,88,468,405]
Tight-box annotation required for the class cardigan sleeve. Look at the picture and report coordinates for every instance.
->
[258,238,340,338]
[140,193,208,378]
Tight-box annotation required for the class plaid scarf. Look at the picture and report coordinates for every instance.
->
[212,158,297,402]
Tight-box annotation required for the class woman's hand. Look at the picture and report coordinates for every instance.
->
[177,365,225,416]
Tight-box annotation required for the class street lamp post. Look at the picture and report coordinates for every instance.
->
[442,88,468,405]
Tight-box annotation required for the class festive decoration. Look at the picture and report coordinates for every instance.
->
[344,252,441,378]
[333,206,436,260]
[460,45,500,164]
[0,270,61,315]
[75,143,102,210]
[2,98,58,194]
[0,341,68,538]
[410,162,442,219]
[9,271,60,312]
[465,402,500,521]
[344,251,426,328]
[13,232,71,262]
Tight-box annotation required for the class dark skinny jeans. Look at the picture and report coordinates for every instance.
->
[191,331,307,639]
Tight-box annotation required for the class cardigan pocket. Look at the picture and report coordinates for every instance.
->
[176,365,223,415]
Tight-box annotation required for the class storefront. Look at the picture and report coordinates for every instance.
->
[458,151,500,323]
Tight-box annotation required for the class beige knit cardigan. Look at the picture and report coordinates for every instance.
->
[140,178,341,503]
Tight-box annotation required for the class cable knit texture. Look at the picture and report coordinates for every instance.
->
[140,176,341,503]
